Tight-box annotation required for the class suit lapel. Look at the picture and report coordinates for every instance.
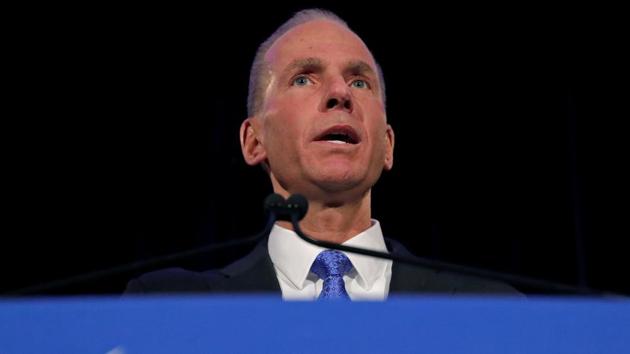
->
[212,237,440,294]
[215,239,281,293]
[386,238,438,293]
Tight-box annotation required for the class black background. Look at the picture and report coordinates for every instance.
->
[3,3,627,295]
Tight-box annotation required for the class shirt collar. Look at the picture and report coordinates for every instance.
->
[267,220,389,291]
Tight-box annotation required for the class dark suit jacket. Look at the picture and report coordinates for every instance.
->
[125,237,521,295]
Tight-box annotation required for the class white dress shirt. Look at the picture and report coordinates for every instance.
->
[267,220,393,301]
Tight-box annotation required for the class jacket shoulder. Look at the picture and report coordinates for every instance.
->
[386,238,523,295]
[123,240,278,295]
[124,267,224,294]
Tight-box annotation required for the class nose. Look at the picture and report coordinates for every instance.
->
[321,79,353,113]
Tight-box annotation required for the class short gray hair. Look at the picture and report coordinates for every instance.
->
[246,9,386,117]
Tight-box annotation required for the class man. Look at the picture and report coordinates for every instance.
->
[125,9,519,299]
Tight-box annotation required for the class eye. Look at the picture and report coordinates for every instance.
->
[351,79,370,89]
[292,75,312,86]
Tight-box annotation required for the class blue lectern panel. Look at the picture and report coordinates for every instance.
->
[1,295,629,354]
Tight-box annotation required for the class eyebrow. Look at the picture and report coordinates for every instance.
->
[343,60,376,79]
[281,57,377,80]
[282,57,324,77]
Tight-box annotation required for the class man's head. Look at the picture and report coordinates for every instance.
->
[240,9,394,204]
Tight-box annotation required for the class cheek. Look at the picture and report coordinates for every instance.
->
[264,99,309,143]
[370,126,390,163]
[370,120,388,144]
[263,117,302,154]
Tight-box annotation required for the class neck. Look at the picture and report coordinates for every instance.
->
[277,190,372,244]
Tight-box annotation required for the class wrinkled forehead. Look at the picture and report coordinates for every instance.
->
[264,19,378,77]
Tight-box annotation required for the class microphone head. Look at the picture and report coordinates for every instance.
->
[263,193,308,221]
[264,193,286,213]
[286,194,308,221]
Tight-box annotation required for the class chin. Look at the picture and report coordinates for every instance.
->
[305,163,377,194]
[313,172,365,193]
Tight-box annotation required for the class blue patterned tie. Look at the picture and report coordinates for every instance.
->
[310,250,353,300]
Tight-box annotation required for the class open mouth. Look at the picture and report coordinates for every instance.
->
[314,126,360,145]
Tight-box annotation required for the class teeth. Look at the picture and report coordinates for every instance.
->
[317,130,357,144]
[324,133,351,142]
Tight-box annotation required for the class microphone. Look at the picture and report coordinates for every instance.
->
[279,193,604,295]
[7,193,611,296]
[265,193,308,221]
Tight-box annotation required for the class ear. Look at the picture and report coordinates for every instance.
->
[240,117,267,166]
[383,124,395,171]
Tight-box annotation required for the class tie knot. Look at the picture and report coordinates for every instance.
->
[311,250,353,280]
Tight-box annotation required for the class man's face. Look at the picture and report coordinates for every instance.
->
[242,19,394,202]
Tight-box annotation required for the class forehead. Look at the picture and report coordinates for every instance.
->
[264,19,377,74]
